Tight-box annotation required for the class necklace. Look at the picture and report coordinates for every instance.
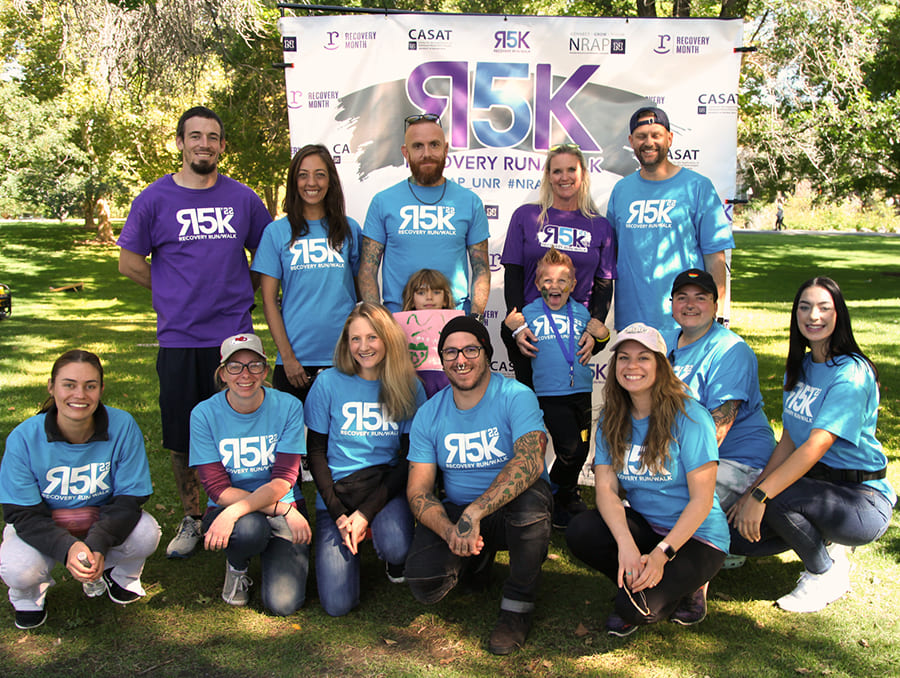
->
[407,178,447,205]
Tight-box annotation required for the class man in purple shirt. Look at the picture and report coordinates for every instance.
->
[117,107,270,558]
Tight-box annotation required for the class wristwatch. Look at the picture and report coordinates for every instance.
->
[656,541,677,561]
[750,487,769,504]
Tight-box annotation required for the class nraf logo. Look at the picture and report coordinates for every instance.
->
[283,36,297,52]
[495,30,530,50]
[569,35,626,55]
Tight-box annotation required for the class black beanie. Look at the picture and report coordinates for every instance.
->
[438,316,493,360]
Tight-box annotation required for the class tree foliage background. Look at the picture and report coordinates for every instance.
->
[1,0,898,225]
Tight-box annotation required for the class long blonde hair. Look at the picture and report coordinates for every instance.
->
[537,146,598,226]
[601,349,688,475]
[334,303,420,421]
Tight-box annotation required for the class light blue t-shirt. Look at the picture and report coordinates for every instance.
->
[189,388,306,506]
[363,179,490,312]
[305,368,426,511]
[606,168,734,333]
[251,215,361,366]
[409,373,549,506]
[523,297,592,396]
[594,398,730,552]
[664,322,775,469]
[0,406,153,509]
[782,354,895,505]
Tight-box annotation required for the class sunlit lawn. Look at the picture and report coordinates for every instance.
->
[0,223,897,677]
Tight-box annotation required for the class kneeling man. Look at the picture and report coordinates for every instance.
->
[405,316,552,655]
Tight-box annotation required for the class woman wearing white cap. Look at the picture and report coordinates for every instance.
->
[566,323,728,637]
[189,333,310,615]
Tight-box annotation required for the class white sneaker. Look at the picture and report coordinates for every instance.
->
[222,563,252,606]
[826,542,852,577]
[776,562,851,613]
[166,516,202,559]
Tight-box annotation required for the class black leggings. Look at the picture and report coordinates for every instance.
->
[538,392,592,497]
[566,507,725,625]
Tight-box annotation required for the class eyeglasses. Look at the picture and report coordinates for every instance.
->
[440,345,483,362]
[404,113,442,129]
[623,581,651,617]
[549,143,581,152]
[224,360,267,375]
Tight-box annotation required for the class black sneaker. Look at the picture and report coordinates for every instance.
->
[103,569,141,605]
[385,561,406,584]
[14,609,47,630]
[605,612,638,638]
[488,609,532,655]
[670,584,707,626]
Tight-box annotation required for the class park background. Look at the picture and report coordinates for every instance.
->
[1,1,899,676]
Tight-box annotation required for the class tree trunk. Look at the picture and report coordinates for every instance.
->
[673,0,691,17]
[720,0,749,18]
[83,197,95,230]
[636,0,657,18]
[263,185,279,219]
[96,198,115,243]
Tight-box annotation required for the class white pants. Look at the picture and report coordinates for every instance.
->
[716,458,763,511]
[0,511,161,611]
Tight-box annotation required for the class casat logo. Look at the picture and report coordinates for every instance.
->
[408,28,453,41]
[699,93,738,105]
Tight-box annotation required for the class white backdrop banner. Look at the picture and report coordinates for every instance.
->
[278,13,742,385]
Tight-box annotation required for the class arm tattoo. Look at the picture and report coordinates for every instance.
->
[408,491,444,522]
[358,236,384,304]
[456,515,473,537]
[711,400,740,429]
[467,240,491,314]
[469,430,546,518]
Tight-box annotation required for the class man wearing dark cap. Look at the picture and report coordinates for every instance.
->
[663,268,775,573]
[404,316,552,655]
[606,107,734,333]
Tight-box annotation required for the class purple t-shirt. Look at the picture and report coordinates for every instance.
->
[118,174,270,347]
[500,204,617,309]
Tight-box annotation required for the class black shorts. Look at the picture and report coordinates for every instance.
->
[157,346,221,453]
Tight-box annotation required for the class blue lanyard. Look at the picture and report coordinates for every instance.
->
[541,299,575,386]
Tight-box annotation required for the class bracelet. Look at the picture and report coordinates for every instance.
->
[283,504,294,518]
[511,324,527,338]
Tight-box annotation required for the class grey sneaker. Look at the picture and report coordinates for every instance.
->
[166,516,202,559]
[222,563,252,606]
[605,612,638,637]
[670,583,707,626]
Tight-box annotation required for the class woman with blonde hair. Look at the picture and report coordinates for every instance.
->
[501,143,616,390]
[566,323,728,637]
[305,302,426,616]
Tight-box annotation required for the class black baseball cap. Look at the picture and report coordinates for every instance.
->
[671,268,717,301]
[629,107,671,133]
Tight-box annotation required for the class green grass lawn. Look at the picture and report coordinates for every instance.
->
[0,223,898,677]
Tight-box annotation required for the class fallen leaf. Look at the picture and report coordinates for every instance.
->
[7,406,15,411]
[795,668,811,674]
[439,657,455,665]
[584,599,591,605]
[17,636,27,644]
[858,639,870,648]
[546,553,560,561]
[574,623,590,637]
[291,623,301,630]
[155,504,166,511]
[542,659,552,668]
[53,638,62,646]
[382,638,397,645]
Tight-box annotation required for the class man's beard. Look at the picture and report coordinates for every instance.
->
[409,157,445,186]
[190,159,218,175]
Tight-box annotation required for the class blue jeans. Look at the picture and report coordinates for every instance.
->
[315,495,413,617]
[203,508,309,616]
[405,479,552,613]
[729,478,893,573]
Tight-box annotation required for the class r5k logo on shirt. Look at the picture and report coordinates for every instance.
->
[290,238,344,266]
[44,462,111,496]
[219,435,278,469]
[176,207,236,236]
[342,402,398,432]
[443,427,504,465]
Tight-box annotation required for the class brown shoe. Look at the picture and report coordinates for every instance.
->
[488,609,532,655]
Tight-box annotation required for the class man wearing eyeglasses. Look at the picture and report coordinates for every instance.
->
[117,107,271,559]
[606,106,734,334]
[663,269,775,575]
[404,316,552,655]
[359,114,491,319]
